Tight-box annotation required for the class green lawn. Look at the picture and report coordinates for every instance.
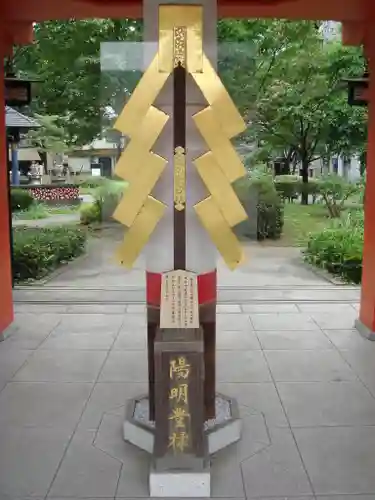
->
[282,203,330,246]
[14,203,80,220]
[79,186,96,196]
[47,205,80,215]
[282,202,364,247]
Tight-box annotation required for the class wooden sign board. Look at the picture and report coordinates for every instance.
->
[160,270,199,329]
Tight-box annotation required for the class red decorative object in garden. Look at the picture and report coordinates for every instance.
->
[27,185,80,203]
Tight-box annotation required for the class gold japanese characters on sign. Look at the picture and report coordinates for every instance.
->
[174,146,186,211]
[112,4,248,271]
[168,356,191,453]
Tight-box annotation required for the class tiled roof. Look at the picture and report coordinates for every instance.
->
[5,106,40,129]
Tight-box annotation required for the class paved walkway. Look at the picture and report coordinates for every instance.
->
[3,297,375,499]
[12,213,80,227]
[16,227,333,290]
[2,234,371,499]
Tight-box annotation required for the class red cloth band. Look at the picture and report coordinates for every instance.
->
[146,270,217,306]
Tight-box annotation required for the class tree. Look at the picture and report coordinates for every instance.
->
[218,20,322,121]
[247,34,366,204]
[26,114,70,153]
[14,19,142,145]
[12,17,367,182]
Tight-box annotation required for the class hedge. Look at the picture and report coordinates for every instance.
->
[303,211,363,283]
[13,226,87,282]
[235,174,284,240]
[78,177,109,189]
[80,181,125,224]
[11,189,34,211]
[274,175,322,202]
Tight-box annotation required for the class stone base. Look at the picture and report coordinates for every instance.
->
[123,393,241,455]
[355,318,375,341]
[149,465,211,497]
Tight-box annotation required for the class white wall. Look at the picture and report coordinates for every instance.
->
[311,155,362,182]
[68,157,91,173]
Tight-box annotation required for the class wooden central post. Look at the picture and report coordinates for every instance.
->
[173,60,187,271]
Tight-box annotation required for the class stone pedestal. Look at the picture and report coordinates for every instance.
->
[149,466,211,497]
[123,393,241,456]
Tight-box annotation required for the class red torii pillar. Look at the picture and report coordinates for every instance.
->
[356,26,375,339]
[0,22,33,338]
[0,44,13,338]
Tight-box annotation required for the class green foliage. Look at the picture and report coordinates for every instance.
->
[274,176,322,202]
[11,189,34,212]
[80,181,125,224]
[26,114,70,153]
[235,173,284,240]
[79,177,109,189]
[304,211,363,283]
[80,203,101,225]
[319,174,359,218]
[274,175,300,201]
[218,20,318,120]
[254,175,284,240]
[14,19,142,145]
[240,22,366,204]
[13,226,87,282]
[14,203,49,220]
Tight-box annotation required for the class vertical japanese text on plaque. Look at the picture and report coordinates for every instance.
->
[168,355,191,453]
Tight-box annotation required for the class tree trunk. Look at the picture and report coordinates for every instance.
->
[301,158,309,205]
[360,150,367,177]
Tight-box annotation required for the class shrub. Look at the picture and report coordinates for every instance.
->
[319,174,359,218]
[274,175,322,203]
[14,203,49,220]
[80,203,101,225]
[13,226,87,282]
[80,181,126,224]
[235,174,284,240]
[304,211,363,283]
[79,177,108,189]
[11,189,34,211]
[253,175,284,240]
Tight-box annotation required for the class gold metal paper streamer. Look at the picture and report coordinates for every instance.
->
[113,153,167,227]
[194,152,247,227]
[115,197,167,269]
[194,197,245,271]
[193,107,246,183]
[191,54,246,137]
[112,30,172,268]
[112,4,249,271]
[114,53,170,138]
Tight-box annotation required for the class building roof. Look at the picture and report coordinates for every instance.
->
[81,138,118,151]
[5,106,40,130]
[8,147,41,162]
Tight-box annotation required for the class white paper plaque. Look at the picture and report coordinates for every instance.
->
[160,270,199,329]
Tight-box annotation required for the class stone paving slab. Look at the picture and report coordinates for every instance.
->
[2,301,375,499]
